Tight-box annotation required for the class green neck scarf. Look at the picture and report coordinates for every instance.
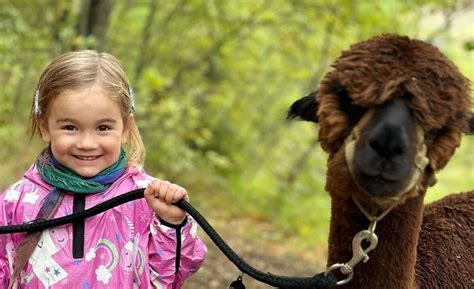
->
[37,148,127,194]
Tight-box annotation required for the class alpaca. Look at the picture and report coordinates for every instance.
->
[288,34,473,289]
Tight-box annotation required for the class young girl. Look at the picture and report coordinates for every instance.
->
[0,50,207,289]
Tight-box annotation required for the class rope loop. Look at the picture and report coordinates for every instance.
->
[0,188,337,289]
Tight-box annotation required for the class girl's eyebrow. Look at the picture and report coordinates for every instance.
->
[56,118,118,123]
[56,118,75,123]
[97,118,118,123]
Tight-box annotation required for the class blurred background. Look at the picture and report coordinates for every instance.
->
[1,0,473,288]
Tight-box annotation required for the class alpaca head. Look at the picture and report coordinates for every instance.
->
[289,34,473,207]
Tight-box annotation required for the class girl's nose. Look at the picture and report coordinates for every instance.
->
[76,132,98,149]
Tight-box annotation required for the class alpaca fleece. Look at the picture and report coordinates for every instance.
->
[416,192,474,289]
[290,34,473,289]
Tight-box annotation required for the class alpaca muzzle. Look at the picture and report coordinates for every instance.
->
[344,104,429,205]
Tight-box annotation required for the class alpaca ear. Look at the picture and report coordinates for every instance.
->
[468,115,474,135]
[287,90,319,123]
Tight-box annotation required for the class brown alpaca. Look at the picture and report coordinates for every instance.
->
[288,34,473,289]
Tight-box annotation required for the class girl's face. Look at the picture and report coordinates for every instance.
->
[40,84,130,177]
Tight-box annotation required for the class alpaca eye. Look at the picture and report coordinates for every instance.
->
[425,128,443,146]
[342,101,367,126]
[336,87,367,126]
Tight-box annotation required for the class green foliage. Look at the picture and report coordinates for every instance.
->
[1,0,472,247]
[428,138,474,202]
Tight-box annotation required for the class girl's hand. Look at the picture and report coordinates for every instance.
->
[144,180,189,225]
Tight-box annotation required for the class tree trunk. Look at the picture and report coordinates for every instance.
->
[79,0,112,50]
[134,0,159,83]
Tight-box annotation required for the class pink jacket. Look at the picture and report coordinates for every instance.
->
[0,165,207,289]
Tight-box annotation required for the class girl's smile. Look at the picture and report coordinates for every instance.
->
[72,154,104,167]
[73,154,102,162]
[74,155,101,160]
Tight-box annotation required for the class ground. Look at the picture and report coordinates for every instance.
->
[183,216,328,289]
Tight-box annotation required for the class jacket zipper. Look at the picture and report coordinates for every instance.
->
[72,194,86,258]
[175,227,182,273]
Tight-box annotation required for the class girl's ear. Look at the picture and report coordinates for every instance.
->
[122,114,133,143]
[287,90,319,123]
[39,122,51,143]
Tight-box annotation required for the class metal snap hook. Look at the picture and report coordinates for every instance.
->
[325,230,378,285]
[345,230,378,271]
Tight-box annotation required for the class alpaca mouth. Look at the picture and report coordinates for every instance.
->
[360,168,402,182]
[362,173,397,184]
[355,171,404,198]
[350,154,413,198]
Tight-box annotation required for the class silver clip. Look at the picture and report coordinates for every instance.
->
[343,230,378,274]
[129,87,136,112]
[34,89,41,114]
[325,230,378,285]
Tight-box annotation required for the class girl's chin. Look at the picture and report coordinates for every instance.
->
[72,169,101,178]
[69,159,106,177]
[67,164,104,178]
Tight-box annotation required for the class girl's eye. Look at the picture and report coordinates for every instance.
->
[62,125,77,131]
[97,125,111,132]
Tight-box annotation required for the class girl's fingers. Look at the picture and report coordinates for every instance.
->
[144,182,157,199]
[145,180,189,204]
[157,181,171,201]
[144,180,166,200]
[164,184,179,204]
[172,188,188,203]
[179,188,189,202]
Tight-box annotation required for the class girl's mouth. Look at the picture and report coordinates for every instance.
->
[74,155,100,161]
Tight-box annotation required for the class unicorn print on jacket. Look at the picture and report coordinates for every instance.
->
[119,217,144,288]
[25,227,69,287]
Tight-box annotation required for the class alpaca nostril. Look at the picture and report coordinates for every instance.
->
[368,133,408,159]
[392,146,407,155]
[368,138,384,156]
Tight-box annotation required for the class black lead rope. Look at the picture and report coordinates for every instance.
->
[0,188,337,289]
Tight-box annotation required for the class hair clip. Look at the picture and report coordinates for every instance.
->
[34,89,41,115]
[129,87,136,112]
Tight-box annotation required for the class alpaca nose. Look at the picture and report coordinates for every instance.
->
[364,99,413,160]
[368,123,409,159]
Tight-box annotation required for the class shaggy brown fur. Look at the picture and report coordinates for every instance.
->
[416,191,474,289]
[289,34,473,288]
[317,35,471,168]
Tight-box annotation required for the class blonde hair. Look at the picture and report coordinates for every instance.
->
[30,50,145,166]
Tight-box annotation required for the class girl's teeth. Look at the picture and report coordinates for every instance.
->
[78,156,97,160]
